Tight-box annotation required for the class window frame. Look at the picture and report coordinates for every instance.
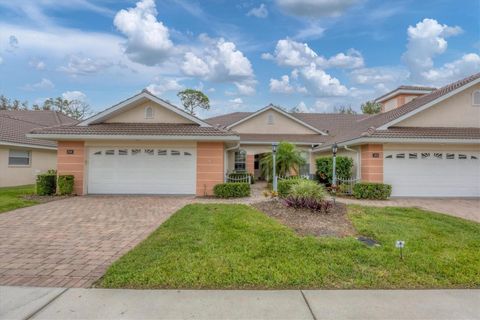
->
[472,90,480,106]
[234,149,247,172]
[8,149,31,166]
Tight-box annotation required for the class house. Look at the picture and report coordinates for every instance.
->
[0,110,77,187]
[28,73,480,197]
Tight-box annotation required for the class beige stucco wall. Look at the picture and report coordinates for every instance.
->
[231,109,317,134]
[397,84,480,127]
[105,101,195,124]
[0,146,56,187]
[382,94,423,112]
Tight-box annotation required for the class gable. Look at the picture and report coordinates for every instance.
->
[231,109,318,134]
[397,83,480,128]
[105,100,195,124]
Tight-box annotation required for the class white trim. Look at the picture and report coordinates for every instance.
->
[241,141,321,146]
[375,89,434,103]
[312,138,480,152]
[78,91,211,127]
[378,77,480,130]
[226,105,327,135]
[27,133,239,142]
[0,141,57,150]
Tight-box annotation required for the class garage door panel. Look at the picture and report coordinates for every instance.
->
[87,147,196,194]
[384,151,480,197]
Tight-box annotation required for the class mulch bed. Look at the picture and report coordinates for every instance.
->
[23,195,73,203]
[252,200,356,237]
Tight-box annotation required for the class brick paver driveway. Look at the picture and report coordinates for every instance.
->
[0,196,192,288]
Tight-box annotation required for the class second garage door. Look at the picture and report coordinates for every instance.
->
[384,150,480,197]
[87,147,196,194]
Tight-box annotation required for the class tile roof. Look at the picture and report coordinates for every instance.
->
[0,110,77,148]
[374,85,436,102]
[366,127,480,140]
[30,123,238,137]
[239,133,328,144]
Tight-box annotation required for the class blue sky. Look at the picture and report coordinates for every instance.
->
[0,0,478,117]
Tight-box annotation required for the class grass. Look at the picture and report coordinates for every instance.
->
[0,185,38,213]
[99,204,480,289]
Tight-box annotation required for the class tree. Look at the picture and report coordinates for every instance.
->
[61,99,91,120]
[0,95,10,110]
[361,101,382,114]
[177,89,210,115]
[333,105,357,114]
[260,141,306,181]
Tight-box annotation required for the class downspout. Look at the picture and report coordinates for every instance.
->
[344,145,360,180]
[224,142,240,181]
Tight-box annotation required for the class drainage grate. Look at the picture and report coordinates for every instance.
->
[357,236,380,247]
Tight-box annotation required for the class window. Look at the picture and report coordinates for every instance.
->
[132,149,141,156]
[458,154,467,160]
[471,155,478,160]
[396,153,405,159]
[234,149,246,171]
[409,153,418,159]
[267,113,274,125]
[385,154,393,159]
[434,153,443,159]
[105,149,115,155]
[472,90,480,106]
[421,152,431,159]
[184,152,192,156]
[118,149,128,155]
[93,151,102,156]
[158,149,167,156]
[145,106,154,119]
[145,149,154,155]
[446,153,455,159]
[8,150,30,165]
[171,150,180,156]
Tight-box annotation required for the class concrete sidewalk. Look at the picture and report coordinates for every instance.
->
[1,286,479,320]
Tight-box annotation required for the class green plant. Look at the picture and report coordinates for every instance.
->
[289,179,326,200]
[260,142,306,181]
[57,175,74,195]
[228,172,254,184]
[36,174,56,195]
[46,169,57,175]
[277,177,303,198]
[316,156,353,185]
[353,182,392,200]
[177,89,210,115]
[213,183,250,198]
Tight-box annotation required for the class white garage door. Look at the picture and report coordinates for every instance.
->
[87,147,196,194]
[384,151,480,197]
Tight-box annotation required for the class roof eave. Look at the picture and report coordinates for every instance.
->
[26,133,239,142]
[0,140,57,150]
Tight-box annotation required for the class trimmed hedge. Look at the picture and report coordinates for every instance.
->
[316,156,353,185]
[228,172,255,184]
[353,182,392,200]
[278,178,303,198]
[57,175,74,195]
[36,174,56,195]
[213,182,250,198]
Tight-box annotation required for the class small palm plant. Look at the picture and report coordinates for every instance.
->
[260,141,306,181]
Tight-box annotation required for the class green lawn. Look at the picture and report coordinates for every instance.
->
[99,204,480,289]
[0,185,38,213]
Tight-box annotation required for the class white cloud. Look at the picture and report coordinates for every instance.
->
[62,90,87,102]
[0,55,3,64]
[264,38,363,69]
[292,101,315,112]
[349,67,409,85]
[114,0,174,66]
[276,0,359,18]
[402,18,463,82]
[294,22,325,40]
[299,63,348,97]
[146,78,183,95]
[8,35,19,50]
[29,59,46,70]
[270,75,295,93]
[59,55,113,76]
[229,97,244,109]
[420,53,480,85]
[182,36,256,95]
[24,78,54,90]
[247,3,268,18]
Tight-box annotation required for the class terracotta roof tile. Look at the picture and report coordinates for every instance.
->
[239,133,328,144]
[367,127,480,140]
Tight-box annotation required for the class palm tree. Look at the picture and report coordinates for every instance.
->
[260,141,306,181]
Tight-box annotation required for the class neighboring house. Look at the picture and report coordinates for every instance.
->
[28,73,480,197]
[0,110,77,187]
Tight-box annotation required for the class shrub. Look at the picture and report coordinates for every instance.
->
[228,172,254,184]
[283,196,333,213]
[213,182,250,198]
[36,174,56,195]
[289,179,326,200]
[316,156,353,185]
[57,175,74,195]
[277,177,303,198]
[353,182,392,200]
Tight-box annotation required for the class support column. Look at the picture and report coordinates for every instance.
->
[246,154,254,175]
[57,141,85,195]
[360,144,384,183]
